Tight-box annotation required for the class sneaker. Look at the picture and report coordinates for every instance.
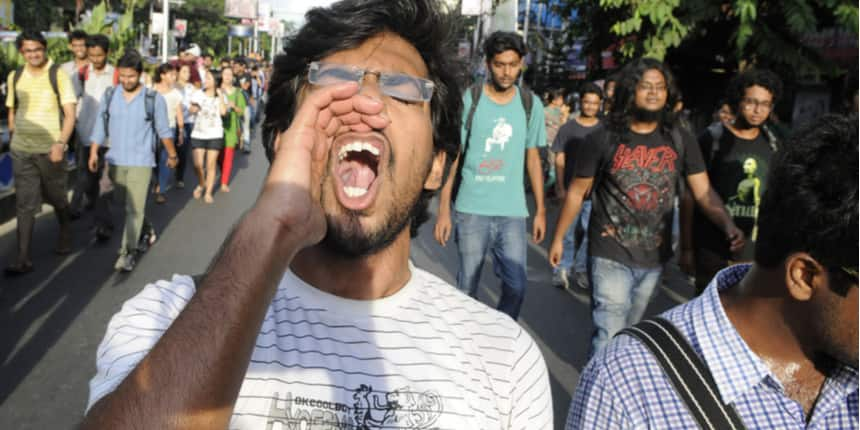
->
[176,181,185,189]
[552,270,570,290]
[137,226,157,253]
[114,253,136,272]
[95,225,113,242]
[155,193,167,204]
[573,271,590,290]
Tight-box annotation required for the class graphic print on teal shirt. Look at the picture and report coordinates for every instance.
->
[454,86,546,217]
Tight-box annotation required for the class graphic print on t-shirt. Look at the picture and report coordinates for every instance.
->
[264,385,443,429]
[473,117,512,183]
[603,143,677,250]
[725,156,763,241]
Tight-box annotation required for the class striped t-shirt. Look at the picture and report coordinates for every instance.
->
[87,265,553,429]
[5,61,76,154]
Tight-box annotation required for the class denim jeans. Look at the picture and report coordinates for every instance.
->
[554,200,592,275]
[454,211,528,320]
[155,128,176,192]
[589,256,663,354]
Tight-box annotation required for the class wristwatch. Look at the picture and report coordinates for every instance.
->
[57,141,68,152]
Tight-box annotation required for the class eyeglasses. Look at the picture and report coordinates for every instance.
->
[636,83,667,93]
[308,61,434,103]
[841,266,858,280]
[741,98,774,111]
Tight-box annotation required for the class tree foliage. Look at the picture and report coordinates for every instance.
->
[562,0,858,80]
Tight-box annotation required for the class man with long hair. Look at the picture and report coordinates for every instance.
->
[549,58,742,354]
[81,1,551,428]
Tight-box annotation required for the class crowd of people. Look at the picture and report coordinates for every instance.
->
[3,29,270,274]
[2,0,857,428]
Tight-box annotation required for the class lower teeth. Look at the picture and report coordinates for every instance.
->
[344,186,368,198]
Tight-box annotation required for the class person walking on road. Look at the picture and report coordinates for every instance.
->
[81,1,552,428]
[174,63,196,189]
[548,58,743,355]
[550,82,603,291]
[434,31,547,321]
[188,69,226,204]
[87,50,177,272]
[3,30,77,276]
[218,67,245,193]
[151,63,185,204]
[567,114,858,430]
[682,69,783,295]
[69,35,115,220]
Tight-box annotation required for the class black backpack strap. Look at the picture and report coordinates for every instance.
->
[144,89,158,152]
[11,66,23,110]
[518,84,533,125]
[761,124,779,152]
[619,317,747,430]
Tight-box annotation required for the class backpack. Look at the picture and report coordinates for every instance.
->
[451,82,536,201]
[101,86,159,153]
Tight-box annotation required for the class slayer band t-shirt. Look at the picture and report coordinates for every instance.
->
[694,126,775,260]
[574,127,705,268]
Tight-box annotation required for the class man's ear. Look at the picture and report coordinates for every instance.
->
[785,252,825,302]
[423,151,447,191]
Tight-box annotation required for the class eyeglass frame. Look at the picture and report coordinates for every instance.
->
[307,61,435,103]
[741,97,774,111]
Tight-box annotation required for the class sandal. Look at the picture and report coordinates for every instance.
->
[193,186,203,199]
[204,194,214,204]
[4,261,34,276]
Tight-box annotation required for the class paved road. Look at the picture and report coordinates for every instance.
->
[0,141,695,429]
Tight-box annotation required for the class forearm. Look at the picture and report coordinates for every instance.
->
[81,208,301,429]
[552,187,584,243]
[59,106,76,144]
[695,188,734,233]
[161,138,177,158]
[554,154,565,193]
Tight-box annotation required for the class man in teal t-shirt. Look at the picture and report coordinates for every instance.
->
[434,31,547,320]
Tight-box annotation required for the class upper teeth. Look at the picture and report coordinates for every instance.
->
[338,142,380,161]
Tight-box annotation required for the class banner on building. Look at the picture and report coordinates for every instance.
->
[224,0,257,20]
[174,19,187,38]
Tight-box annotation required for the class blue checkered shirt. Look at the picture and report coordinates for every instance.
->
[566,264,859,429]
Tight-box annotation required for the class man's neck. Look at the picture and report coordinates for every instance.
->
[630,120,658,134]
[123,85,142,100]
[483,82,517,105]
[75,58,88,68]
[726,121,762,140]
[290,229,413,300]
[576,114,598,127]
[25,61,49,75]
[720,265,829,399]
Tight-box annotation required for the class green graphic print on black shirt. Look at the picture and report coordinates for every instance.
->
[695,126,775,261]
[574,127,705,268]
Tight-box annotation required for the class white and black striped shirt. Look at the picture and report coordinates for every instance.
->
[87,265,552,429]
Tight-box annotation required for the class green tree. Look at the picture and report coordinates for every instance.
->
[174,0,237,57]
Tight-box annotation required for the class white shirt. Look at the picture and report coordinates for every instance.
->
[86,265,553,429]
[159,87,183,129]
[77,64,115,146]
[189,89,223,140]
[180,83,197,124]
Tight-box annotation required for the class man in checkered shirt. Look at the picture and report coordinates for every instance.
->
[567,113,858,429]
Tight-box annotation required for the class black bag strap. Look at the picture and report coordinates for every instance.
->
[620,317,747,430]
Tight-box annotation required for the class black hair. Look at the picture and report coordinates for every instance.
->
[546,88,565,103]
[233,56,247,66]
[483,31,526,61]
[68,29,88,42]
[85,34,110,52]
[263,0,463,237]
[15,30,47,50]
[117,49,144,73]
[755,114,858,295]
[221,56,231,63]
[154,62,177,83]
[607,57,680,137]
[579,82,603,100]
[726,69,783,110]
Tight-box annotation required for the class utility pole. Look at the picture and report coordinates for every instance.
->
[161,0,169,61]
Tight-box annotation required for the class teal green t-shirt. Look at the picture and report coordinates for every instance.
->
[454,87,546,217]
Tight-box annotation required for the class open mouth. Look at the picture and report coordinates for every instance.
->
[332,135,385,210]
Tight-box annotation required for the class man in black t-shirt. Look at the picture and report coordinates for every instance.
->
[548,58,744,355]
[683,69,782,294]
[549,82,603,290]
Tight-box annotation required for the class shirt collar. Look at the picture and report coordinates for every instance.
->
[693,264,859,404]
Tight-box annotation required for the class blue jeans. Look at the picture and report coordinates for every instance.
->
[554,200,591,275]
[454,211,528,320]
[589,256,663,354]
[155,127,176,192]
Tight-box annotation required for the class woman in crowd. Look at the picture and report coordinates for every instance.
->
[189,70,226,204]
[152,63,184,203]
[218,67,245,193]
[174,63,197,189]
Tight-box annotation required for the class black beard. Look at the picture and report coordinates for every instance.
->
[632,106,663,123]
[732,115,759,131]
[490,78,511,93]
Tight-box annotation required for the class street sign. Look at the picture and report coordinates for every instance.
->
[174,19,187,38]
[151,12,164,35]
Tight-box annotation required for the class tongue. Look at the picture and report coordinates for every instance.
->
[338,160,377,190]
